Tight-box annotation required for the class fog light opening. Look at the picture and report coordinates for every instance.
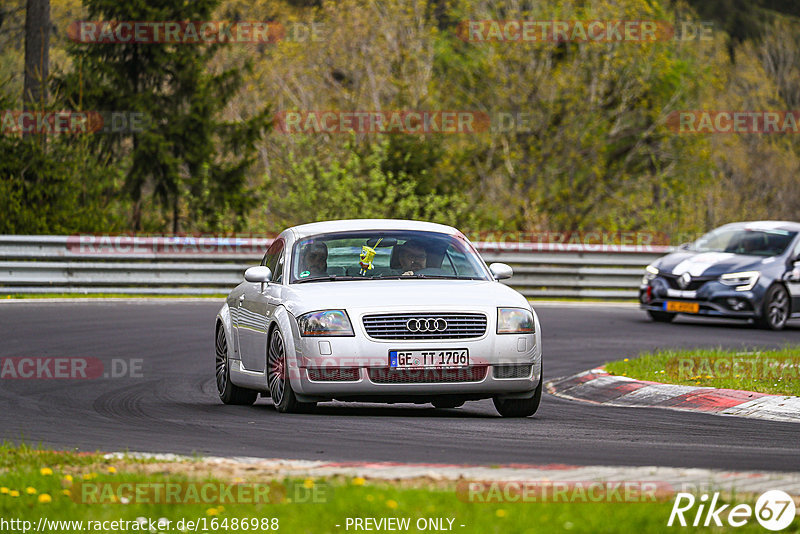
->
[727,298,746,311]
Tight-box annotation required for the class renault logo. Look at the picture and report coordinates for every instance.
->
[678,272,692,289]
[406,318,448,332]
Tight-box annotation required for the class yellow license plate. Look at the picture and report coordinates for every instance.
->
[665,301,699,313]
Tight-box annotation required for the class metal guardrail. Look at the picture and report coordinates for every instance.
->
[0,235,672,298]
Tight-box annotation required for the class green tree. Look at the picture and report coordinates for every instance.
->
[56,0,269,233]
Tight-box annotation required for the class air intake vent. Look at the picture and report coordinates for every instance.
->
[368,366,487,384]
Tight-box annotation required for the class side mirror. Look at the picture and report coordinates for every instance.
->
[678,243,691,251]
[489,262,513,280]
[244,266,272,283]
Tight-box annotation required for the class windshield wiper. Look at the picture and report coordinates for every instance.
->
[294,275,367,283]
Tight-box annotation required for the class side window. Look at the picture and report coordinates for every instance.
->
[262,239,285,284]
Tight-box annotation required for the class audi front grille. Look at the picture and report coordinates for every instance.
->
[362,313,487,340]
[368,366,488,384]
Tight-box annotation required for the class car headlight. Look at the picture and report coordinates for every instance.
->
[719,271,760,291]
[497,307,535,334]
[297,310,354,336]
[642,264,659,284]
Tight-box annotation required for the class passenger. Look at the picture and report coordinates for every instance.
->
[300,242,328,277]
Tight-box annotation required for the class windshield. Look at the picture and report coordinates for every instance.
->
[290,230,491,283]
[691,228,797,257]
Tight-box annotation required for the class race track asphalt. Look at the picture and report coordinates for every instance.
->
[1,300,799,471]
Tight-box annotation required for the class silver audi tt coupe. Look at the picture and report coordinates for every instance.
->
[215,219,543,417]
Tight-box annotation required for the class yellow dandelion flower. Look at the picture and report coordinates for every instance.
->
[64,475,73,483]
[82,473,96,480]
[0,487,8,494]
[10,490,20,497]
[386,499,398,509]
[496,509,507,517]
[40,467,53,476]
[38,494,52,504]
[206,508,219,516]
[107,466,117,474]
[62,489,71,497]
[303,479,314,489]
[624,358,629,362]
[26,487,37,495]
[352,477,366,486]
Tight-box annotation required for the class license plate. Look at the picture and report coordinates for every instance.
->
[389,349,469,368]
[664,301,699,313]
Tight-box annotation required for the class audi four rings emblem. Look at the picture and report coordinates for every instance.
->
[406,318,448,332]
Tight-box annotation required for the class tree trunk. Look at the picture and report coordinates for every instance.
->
[23,0,50,135]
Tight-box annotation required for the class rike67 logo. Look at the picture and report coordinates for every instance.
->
[668,490,797,531]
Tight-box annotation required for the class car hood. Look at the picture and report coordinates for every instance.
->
[281,279,530,316]
[654,251,776,277]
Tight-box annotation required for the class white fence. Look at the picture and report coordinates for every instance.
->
[0,235,672,298]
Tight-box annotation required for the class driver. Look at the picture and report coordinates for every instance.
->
[397,241,427,275]
[299,242,328,277]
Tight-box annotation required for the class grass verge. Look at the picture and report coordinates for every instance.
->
[0,443,793,533]
[605,347,800,396]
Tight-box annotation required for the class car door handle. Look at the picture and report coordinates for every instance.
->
[238,295,245,305]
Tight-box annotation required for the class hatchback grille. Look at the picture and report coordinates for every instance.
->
[368,366,488,384]
[362,313,487,340]
[307,367,360,382]
[661,274,713,291]
[493,364,533,379]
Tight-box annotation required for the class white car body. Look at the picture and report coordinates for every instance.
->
[215,219,543,417]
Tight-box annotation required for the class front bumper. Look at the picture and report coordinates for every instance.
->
[639,277,761,319]
[287,309,541,401]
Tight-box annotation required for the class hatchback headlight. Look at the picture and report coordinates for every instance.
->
[719,271,759,291]
[497,307,535,334]
[297,310,354,336]
[642,264,659,284]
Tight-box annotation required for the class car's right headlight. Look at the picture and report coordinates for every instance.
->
[297,310,355,336]
[497,308,535,334]
[642,264,659,284]
[719,271,760,291]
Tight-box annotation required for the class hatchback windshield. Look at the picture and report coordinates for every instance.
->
[290,230,491,283]
[691,228,797,256]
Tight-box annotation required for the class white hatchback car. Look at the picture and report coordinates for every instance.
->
[215,219,543,417]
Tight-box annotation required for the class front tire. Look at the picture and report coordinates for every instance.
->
[647,310,676,323]
[216,326,258,405]
[268,327,316,413]
[757,284,790,331]
[493,373,543,418]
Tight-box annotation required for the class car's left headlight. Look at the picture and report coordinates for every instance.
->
[719,271,760,291]
[642,264,659,284]
[297,310,355,336]
[497,307,535,334]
